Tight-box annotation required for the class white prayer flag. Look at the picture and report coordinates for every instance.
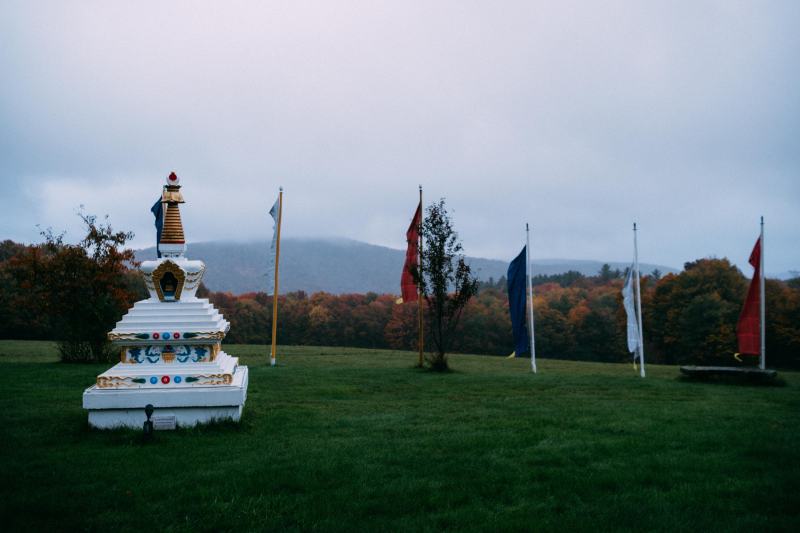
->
[622,265,640,359]
[266,197,279,295]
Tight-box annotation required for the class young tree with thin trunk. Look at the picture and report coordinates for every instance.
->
[412,199,478,371]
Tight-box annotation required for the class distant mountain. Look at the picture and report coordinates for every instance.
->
[135,238,678,295]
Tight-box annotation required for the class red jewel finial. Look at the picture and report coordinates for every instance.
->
[165,172,180,186]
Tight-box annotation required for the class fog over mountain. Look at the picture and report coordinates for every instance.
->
[136,238,678,295]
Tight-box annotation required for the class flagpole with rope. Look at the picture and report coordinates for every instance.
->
[526,223,537,373]
[633,222,645,378]
[418,185,424,367]
[759,216,765,370]
[270,187,283,367]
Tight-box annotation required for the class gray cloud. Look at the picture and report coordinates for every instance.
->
[1,1,798,274]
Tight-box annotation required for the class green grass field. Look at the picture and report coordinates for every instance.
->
[1,340,798,532]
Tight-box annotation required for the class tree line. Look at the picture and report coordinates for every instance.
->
[200,262,799,368]
[1,220,798,367]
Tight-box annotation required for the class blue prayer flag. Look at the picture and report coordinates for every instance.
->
[507,246,529,356]
[151,198,163,258]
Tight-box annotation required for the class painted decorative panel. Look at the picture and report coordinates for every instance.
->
[123,345,213,364]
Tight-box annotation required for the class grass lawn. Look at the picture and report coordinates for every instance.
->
[1,340,799,532]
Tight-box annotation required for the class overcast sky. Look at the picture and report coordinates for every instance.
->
[1,1,798,274]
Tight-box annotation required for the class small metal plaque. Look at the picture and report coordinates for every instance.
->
[152,415,177,430]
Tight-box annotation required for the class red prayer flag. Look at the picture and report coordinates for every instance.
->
[401,202,422,302]
[736,237,761,355]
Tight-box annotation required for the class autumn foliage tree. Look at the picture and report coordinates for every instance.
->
[647,258,747,365]
[0,241,53,339]
[0,214,145,362]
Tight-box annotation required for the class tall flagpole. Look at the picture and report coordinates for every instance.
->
[526,223,537,373]
[270,187,283,367]
[633,223,645,378]
[759,216,765,370]
[418,185,424,367]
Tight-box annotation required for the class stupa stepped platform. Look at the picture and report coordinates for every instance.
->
[108,299,230,344]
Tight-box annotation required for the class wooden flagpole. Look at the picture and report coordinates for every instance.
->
[270,187,283,367]
[759,216,765,370]
[418,185,424,367]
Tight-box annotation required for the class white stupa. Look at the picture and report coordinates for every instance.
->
[83,172,249,429]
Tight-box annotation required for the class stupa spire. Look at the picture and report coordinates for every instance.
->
[158,172,186,257]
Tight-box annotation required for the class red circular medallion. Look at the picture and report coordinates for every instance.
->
[152,332,160,339]
[161,376,170,384]
[173,332,180,339]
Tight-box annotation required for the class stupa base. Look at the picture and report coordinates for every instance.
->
[83,366,248,429]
